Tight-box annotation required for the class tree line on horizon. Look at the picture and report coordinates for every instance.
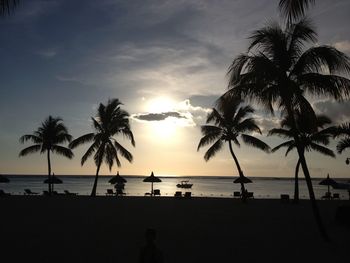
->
[5,0,350,242]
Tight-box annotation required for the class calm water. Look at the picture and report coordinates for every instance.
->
[2,175,350,199]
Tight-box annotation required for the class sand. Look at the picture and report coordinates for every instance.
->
[1,196,349,263]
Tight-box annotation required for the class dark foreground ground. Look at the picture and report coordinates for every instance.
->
[1,196,349,263]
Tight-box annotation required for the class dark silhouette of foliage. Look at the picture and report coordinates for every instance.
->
[279,0,315,24]
[19,116,73,194]
[333,122,350,154]
[0,0,19,16]
[226,18,350,241]
[269,112,336,203]
[69,99,135,196]
[198,96,270,200]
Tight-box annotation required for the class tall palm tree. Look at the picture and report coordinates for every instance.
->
[0,0,19,16]
[19,116,73,194]
[226,18,350,240]
[279,0,315,24]
[197,97,270,200]
[334,122,350,154]
[69,99,135,196]
[268,112,335,203]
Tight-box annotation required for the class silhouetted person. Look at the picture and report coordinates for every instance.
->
[139,228,164,263]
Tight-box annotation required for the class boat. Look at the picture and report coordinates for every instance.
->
[176,180,193,189]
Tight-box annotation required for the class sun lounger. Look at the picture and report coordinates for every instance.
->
[233,191,241,198]
[144,192,151,196]
[24,189,39,195]
[247,192,254,199]
[153,189,161,196]
[106,189,114,196]
[333,193,340,199]
[174,191,182,198]
[116,189,126,196]
[322,192,332,200]
[64,190,78,196]
[184,192,192,198]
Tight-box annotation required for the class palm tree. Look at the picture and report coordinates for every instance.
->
[279,0,315,24]
[19,116,73,194]
[334,122,350,154]
[69,98,135,196]
[197,97,270,200]
[268,112,336,203]
[0,0,19,16]
[226,18,350,240]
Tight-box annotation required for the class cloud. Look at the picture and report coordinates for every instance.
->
[133,111,186,121]
[333,40,350,53]
[313,99,350,124]
[131,99,211,127]
[37,49,58,58]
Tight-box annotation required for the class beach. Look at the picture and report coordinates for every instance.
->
[1,196,349,263]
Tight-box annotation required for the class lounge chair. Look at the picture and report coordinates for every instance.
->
[233,191,241,198]
[184,192,192,198]
[174,191,182,198]
[24,189,39,195]
[144,192,151,196]
[64,190,78,196]
[153,189,161,196]
[333,193,340,199]
[247,192,254,199]
[116,188,126,196]
[280,194,290,202]
[0,189,11,196]
[106,189,114,196]
[43,190,50,196]
[322,192,332,200]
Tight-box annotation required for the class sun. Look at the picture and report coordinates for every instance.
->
[146,97,178,139]
[147,97,176,113]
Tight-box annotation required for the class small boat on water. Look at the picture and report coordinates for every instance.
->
[176,180,193,189]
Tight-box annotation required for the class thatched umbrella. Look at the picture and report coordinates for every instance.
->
[44,174,63,192]
[0,174,10,183]
[109,171,127,184]
[143,171,162,196]
[234,176,252,199]
[319,174,337,197]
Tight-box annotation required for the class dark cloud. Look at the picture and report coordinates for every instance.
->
[133,111,186,121]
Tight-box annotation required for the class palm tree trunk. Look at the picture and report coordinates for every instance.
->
[293,159,301,203]
[228,141,246,201]
[91,162,101,197]
[47,150,52,194]
[285,104,330,241]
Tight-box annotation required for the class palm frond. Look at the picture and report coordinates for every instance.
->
[337,138,350,154]
[51,145,74,159]
[268,128,293,138]
[19,145,41,157]
[197,126,222,151]
[271,140,295,153]
[235,118,262,134]
[309,143,335,157]
[241,134,270,152]
[69,133,95,149]
[0,0,19,16]
[279,0,315,24]
[203,139,223,161]
[19,134,42,144]
[113,140,133,163]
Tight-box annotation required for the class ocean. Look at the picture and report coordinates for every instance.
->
[1,175,350,199]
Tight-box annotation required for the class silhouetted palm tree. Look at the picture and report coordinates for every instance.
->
[197,97,270,199]
[0,0,19,16]
[69,99,135,196]
[19,116,73,194]
[279,0,315,24]
[334,122,350,154]
[269,112,335,203]
[226,18,350,240]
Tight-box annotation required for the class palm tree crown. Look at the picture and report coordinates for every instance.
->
[268,112,335,202]
[19,116,73,193]
[198,97,270,199]
[69,98,135,196]
[0,0,19,16]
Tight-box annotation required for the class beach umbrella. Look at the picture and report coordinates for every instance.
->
[319,174,337,196]
[233,176,252,184]
[43,174,63,192]
[0,174,10,183]
[109,171,127,184]
[143,171,162,196]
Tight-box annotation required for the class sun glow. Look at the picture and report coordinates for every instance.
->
[147,97,176,113]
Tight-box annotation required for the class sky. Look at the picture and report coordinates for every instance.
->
[1,0,350,178]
